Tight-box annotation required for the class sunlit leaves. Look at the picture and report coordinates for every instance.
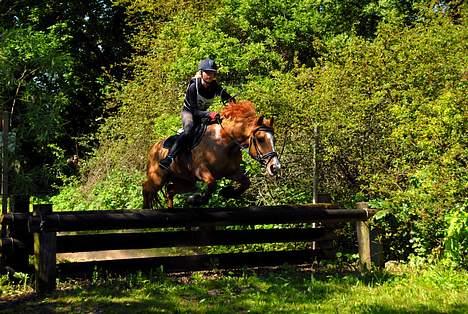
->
[50,1,467,265]
[0,27,74,193]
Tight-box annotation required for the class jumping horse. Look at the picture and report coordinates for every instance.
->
[142,100,281,209]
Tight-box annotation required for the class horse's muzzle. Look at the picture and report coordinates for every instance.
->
[267,158,281,176]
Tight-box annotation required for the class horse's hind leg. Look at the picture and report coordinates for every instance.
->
[143,180,162,209]
[166,179,197,208]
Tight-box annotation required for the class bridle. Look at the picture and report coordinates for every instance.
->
[216,119,278,167]
[218,120,278,166]
[248,126,278,166]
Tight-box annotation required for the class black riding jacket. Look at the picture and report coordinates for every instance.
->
[183,77,232,119]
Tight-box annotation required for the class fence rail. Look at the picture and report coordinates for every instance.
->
[26,205,375,232]
[56,228,331,252]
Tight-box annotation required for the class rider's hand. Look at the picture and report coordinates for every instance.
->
[208,112,220,122]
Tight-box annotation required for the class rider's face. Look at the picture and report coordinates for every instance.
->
[201,70,216,85]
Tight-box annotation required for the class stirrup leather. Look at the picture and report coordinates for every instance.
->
[159,156,173,170]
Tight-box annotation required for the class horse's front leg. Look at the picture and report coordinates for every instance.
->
[220,172,250,199]
[187,170,217,206]
[166,182,176,209]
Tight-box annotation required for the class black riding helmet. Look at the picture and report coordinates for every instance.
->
[198,58,218,73]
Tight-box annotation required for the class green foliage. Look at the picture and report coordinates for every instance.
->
[48,179,88,211]
[305,12,467,262]
[443,203,468,268]
[87,169,145,209]
[0,272,32,299]
[50,169,145,210]
[0,1,131,195]
[0,26,73,194]
[218,0,425,68]
[43,0,467,267]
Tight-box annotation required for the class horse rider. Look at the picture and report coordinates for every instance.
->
[159,58,235,170]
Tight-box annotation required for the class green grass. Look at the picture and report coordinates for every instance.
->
[0,264,467,313]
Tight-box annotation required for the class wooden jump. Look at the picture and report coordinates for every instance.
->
[0,198,382,294]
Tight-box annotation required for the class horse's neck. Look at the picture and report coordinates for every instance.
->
[219,120,251,146]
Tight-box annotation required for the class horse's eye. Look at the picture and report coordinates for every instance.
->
[257,137,265,144]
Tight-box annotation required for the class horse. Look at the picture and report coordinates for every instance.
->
[142,100,281,209]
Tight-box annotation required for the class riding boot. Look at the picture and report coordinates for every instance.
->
[159,134,185,170]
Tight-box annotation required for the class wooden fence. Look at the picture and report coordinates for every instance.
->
[0,196,382,294]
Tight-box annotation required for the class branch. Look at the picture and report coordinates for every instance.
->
[10,67,39,126]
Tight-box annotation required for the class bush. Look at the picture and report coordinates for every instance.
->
[51,169,144,210]
[308,12,467,262]
[443,204,468,268]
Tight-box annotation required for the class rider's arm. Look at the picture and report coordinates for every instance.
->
[194,110,211,120]
[214,81,234,103]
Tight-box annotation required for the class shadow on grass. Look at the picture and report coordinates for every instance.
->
[0,265,453,314]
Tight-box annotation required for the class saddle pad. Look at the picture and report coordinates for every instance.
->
[162,122,209,151]
[163,135,178,149]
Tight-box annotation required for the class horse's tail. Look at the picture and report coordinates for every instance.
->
[142,180,165,209]
[142,180,154,209]
[142,140,169,209]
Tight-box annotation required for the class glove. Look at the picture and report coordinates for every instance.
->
[208,112,220,122]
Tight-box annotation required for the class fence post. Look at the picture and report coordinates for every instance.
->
[355,202,383,270]
[7,195,30,272]
[312,125,319,204]
[1,111,10,239]
[33,204,56,293]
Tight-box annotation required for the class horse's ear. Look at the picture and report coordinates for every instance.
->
[256,115,264,126]
[269,117,274,127]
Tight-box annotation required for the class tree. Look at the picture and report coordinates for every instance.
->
[306,12,467,260]
[0,27,73,193]
[0,1,131,194]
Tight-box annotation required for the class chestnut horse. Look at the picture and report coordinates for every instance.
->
[142,100,281,209]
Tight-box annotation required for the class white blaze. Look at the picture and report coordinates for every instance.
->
[265,132,281,176]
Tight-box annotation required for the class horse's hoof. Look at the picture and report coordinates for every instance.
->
[187,194,205,206]
[220,186,240,199]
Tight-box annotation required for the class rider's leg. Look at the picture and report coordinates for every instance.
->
[181,110,195,135]
[159,133,186,169]
[159,111,194,170]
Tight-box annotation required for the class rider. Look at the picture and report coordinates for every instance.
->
[159,58,235,170]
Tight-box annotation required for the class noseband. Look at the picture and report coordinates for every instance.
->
[249,126,278,166]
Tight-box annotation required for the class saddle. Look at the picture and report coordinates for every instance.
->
[163,119,216,151]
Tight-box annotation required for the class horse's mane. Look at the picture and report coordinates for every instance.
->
[221,100,257,124]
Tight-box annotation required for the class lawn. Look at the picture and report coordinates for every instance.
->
[0,264,466,313]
